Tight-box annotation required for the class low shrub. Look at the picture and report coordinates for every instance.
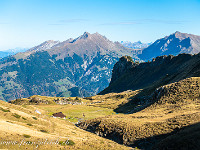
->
[32,117,37,120]
[12,113,21,119]
[22,117,27,120]
[23,134,31,138]
[27,123,33,126]
[0,107,10,112]
[40,130,48,133]
[67,140,75,146]
[59,141,67,146]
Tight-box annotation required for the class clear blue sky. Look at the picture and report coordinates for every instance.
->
[0,0,200,50]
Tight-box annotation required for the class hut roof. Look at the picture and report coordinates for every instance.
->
[52,112,66,118]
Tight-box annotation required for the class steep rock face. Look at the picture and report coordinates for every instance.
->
[100,53,200,95]
[110,56,136,84]
[139,31,200,61]
[0,32,138,101]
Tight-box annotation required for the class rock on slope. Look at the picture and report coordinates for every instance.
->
[109,56,137,84]
[139,31,200,61]
[0,32,138,101]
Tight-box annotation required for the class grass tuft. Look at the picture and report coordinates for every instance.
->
[22,117,27,120]
[32,117,37,120]
[40,129,48,133]
[23,134,31,138]
[12,113,21,119]
[0,107,10,112]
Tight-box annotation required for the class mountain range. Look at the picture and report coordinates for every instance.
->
[0,31,200,101]
[0,32,138,101]
[121,41,151,49]
[1,31,200,149]
[0,48,28,58]
[139,31,200,61]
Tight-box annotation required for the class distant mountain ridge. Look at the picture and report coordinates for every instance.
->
[0,48,28,58]
[1,31,200,101]
[28,40,60,52]
[139,31,200,61]
[121,41,151,49]
[0,32,138,101]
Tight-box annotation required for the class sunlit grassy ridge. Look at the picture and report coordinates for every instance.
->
[0,100,131,150]
[78,77,200,149]
[3,77,200,149]
[36,104,116,123]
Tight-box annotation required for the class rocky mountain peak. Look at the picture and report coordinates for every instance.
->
[139,32,200,61]
[174,31,181,35]
[71,32,91,42]
[173,31,190,40]
[80,32,91,39]
[110,56,137,84]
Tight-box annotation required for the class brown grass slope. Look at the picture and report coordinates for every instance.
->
[0,100,131,150]
[78,77,200,150]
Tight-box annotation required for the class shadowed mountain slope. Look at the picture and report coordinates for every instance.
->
[139,31,200,61]
[100,53,200,95]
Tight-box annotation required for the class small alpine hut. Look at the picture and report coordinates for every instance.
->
[52,112,66,119]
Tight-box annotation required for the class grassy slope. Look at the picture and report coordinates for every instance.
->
[3,77,200,149]
[78,77,200,149]
[0,100,130,150]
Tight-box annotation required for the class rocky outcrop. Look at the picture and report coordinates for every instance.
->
[110,56,137,84]
[100,53,200,95]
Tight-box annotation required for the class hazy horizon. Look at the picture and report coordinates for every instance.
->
[0,0,200,50]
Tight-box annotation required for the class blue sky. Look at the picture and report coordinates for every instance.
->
[0,0,200,50]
